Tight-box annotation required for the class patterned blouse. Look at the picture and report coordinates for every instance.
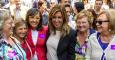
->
[75,29,96,60]
[75,40,87,60]
[0,36,26,60]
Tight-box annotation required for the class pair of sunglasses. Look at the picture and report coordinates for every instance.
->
[95,20,109,25]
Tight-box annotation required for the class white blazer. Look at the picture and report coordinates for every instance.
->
[85,32,115,60]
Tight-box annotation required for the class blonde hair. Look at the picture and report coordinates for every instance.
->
[49,4,70,37]
[76,9,94,28]
[97,9,115,34]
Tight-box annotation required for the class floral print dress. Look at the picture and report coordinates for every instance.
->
[0,37,26,60]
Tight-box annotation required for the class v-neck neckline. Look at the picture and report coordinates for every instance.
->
[97,32,115,51]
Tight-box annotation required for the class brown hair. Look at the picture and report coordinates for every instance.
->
[26,8,42,30]
[13,19,28,39]
[49,4,70,37]
[13,19,28,34]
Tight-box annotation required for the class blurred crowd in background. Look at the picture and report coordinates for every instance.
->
[0,0,115,60]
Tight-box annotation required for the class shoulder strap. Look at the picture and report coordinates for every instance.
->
[11,37,24,60]
[25,40,33,58]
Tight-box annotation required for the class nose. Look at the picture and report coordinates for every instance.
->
[32,18,38,22]
[78,22,84,26]
[96,22,100,26]
[54,18,60,22]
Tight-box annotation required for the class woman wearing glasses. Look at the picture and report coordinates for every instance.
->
[85,9,115,60]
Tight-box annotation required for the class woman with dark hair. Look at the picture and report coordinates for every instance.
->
[46,4,76,60]
[26,8,48,60]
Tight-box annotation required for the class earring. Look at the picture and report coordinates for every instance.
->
[109,29,111,32]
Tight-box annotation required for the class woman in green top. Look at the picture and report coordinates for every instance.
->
[75,10,96,60]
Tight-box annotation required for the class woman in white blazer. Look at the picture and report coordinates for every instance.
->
[85,9,115,60]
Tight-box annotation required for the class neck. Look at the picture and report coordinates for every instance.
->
[18,38,24,43]
[78,30,89,36]
[100,31,110,37]
[77,30,89,46]
[14,35,24,43]
[95,8,100,12]
[100,31,112,43]
[31,27,37,31]
[3,33,10,40]
[56,27,61,31]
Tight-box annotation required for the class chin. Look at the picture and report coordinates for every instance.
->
[79,29,86,31]
[97,30,102,33]
[19,36,25,39]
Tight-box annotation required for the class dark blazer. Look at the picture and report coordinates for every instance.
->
[46,28,76,60]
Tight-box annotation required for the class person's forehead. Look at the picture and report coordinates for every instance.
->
[14,0,20,2]
[96,1,102,3]
[65,0,69,1]
[51,0,57,3]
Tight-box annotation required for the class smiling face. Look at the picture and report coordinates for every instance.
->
[76,16,90,32]
[15,24,27,39]
[52,11,63,30]
[28,13,40,29]
[96,13,109,33]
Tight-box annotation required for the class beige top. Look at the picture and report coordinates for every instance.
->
[46,31,61,60]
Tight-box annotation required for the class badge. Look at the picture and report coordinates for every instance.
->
[39,34,45,38]
[111,45,115,50]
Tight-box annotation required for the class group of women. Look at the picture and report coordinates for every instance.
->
[0,4,115,60]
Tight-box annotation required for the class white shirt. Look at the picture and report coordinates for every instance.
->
[31,30,38,60]
[46,31,61,60]
[32,30,38,46]
[85,32,115,60]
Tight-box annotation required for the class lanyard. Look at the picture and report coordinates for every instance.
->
[25,40,33,58]
[11,37,24,60]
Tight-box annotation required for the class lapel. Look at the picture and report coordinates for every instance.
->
[36,29,46,46]
[57,35,68,55]
[27,29,34,47]
[27,28,40,47]
[28,29,45,47]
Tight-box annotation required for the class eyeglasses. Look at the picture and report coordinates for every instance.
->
[95,20,109,25]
